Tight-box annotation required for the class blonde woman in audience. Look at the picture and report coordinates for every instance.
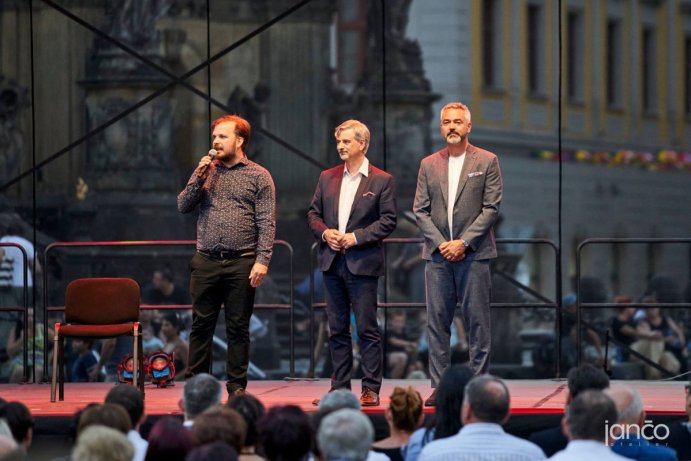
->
[72,425,133,461]
[372,386,423,461]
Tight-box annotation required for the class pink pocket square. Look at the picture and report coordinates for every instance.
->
[362,191,376,197]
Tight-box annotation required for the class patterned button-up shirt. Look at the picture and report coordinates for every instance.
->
[177,156,276,266]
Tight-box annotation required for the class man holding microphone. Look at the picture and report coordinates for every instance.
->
[178,114,276,397]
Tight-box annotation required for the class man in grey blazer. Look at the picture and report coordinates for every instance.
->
[413,102,502,406]
[308,119,397,406]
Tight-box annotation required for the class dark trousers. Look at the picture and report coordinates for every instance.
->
[187,252,255,392]
[323,255,382,393]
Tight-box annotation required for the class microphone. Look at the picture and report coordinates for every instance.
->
[199,149,218,175]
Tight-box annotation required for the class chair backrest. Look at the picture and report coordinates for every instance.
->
[65,278,140,325]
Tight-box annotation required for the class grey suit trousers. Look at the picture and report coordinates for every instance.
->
[426,256,491,386]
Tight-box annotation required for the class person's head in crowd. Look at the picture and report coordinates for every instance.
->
[606,386,645,428]
[182,373,222,421]
[226,394,265,452]
[77,403,131,436]
[461,374,510,426]
[161,313,183,341]
[153,269,175,293]
[614,295,636,318]
[185,441,238,461]
[105,385,145,431]
[71,338,94,356]
[318,389,360,412]
[73,425,134,461]
[386,386,423,433]
[145,417,196,461]
[0,402,33,449]
[317,408,373,461]
[562,390,618,443]
[433,365,474,438]
[192,407,246,453]
[258,405,312,461]
[566,363,610,404]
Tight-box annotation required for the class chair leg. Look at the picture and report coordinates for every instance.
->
[51,333,59,403]
[132,335,138,390]
[58,338,65,401]
[138,335,145,397]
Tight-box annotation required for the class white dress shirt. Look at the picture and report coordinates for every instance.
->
[419,422,545,461]
[548,440,632,461]
[338,157,369,236]
[127,430,149,461]
[447,153,465,239]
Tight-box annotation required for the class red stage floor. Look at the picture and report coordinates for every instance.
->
[0,379,686,417]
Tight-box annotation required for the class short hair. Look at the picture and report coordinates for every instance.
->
[192,407,247,452]
[226,394,265,448]
[162,312,182,332]
[566,390,618,442]
[105,385,145,428]
[0,402,33,444]
[317,409,373,461]
[146,417,196,461]
[606,386,644,424]
[211,115,251,150]
[77,403,131,436]
[319,389,361,412]
[155,268,174,284]
[388,386,423,432]
[183,373,223,419]
[73,425,134,461]
[464,375,510,424]
[334,120,370,154]
[439,102,471,123]
[567,364,610,399]
[185,441,238,461]
[258,405,312,461]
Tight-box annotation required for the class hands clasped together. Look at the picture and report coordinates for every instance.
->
[438,239,467,262]
[324,229,357,252]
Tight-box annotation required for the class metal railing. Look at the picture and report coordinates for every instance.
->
[42,240,296,380]
[576,238,691,376]
[0,243,30,382]
[307,237,562,377]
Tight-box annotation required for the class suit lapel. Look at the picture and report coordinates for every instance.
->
[438,149,449,210]
[330,167,344,227]
[454,145,478,206]
[348,165,372,222]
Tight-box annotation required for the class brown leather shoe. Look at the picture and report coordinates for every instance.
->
[360,388,380,407]
[424,389,437,407]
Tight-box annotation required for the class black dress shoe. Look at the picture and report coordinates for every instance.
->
[424,389,438,407]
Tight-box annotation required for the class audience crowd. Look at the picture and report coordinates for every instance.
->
[0,364,689,461]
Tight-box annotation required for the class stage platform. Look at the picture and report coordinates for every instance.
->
[1,378,686,418]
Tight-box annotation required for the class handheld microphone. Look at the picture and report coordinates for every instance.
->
[199,149,218,175]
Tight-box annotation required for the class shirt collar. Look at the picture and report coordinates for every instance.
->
[217,155,249,169]
[343,157,369,178]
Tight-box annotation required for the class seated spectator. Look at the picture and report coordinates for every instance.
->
[145,417,196,461]
[192,407,246,454]
[73,425,133,461]
[258,405,312,461]
[181,373,222,426]
[609,296,641,363]
[606,386,677,460]
[70,338,100,382]
[549,390,628,460]
[226,394,265,461]
[666,382,691,461]
[105,385,148,461]
[143,269,190,306]
[160,313,189,376]
[186,441,238,461]
[318,408,374,461]
[0,402,33,451]
[6,309,48,383]
[405,365,473,461]
[372,386,423,461]
[529,364,609,456]
[386,311,419,379]
[632,306,686,379]
[142,323,164,355]
[419,375,545,461]
[77,403,131,436]
[559,294,604,371]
